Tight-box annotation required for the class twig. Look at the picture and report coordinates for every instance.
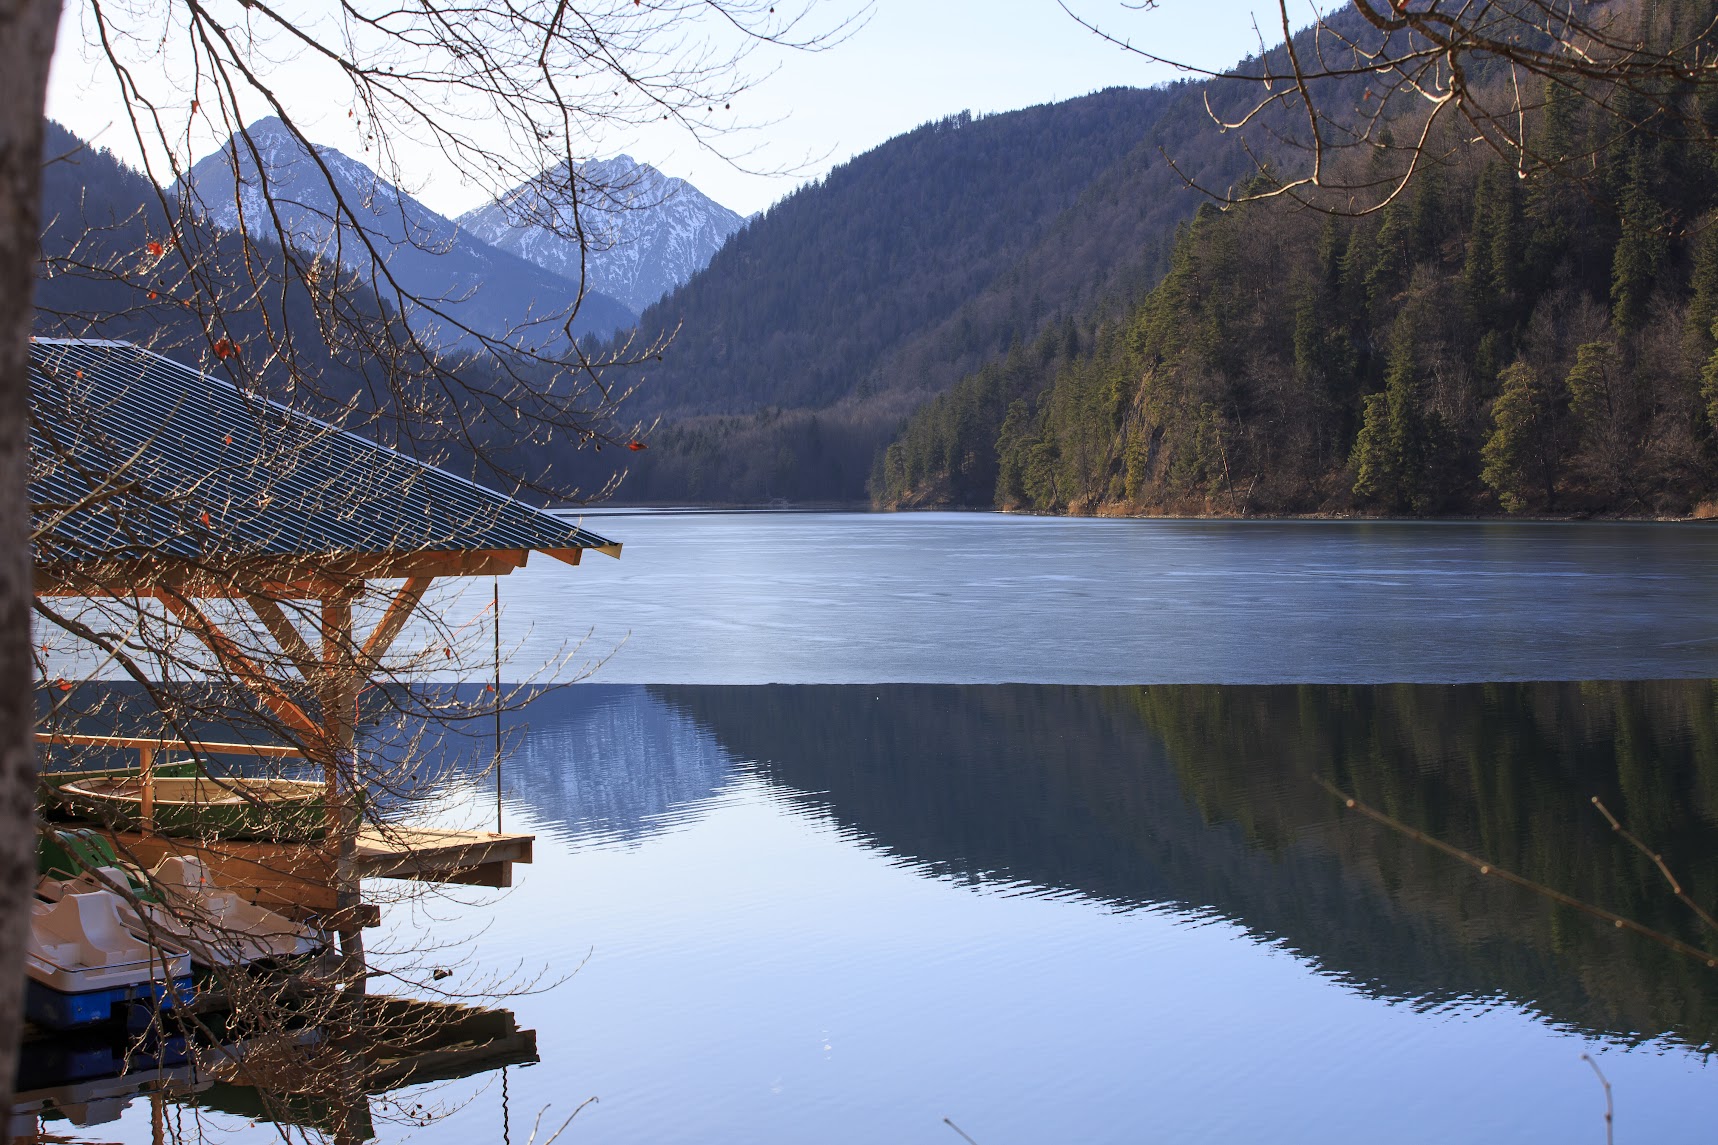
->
[1316,778,1718,970]
[944,1117,980,1144]
[1590,796,1718,936]
[529,1096,597,1145]
[1581,1054,1614,1145]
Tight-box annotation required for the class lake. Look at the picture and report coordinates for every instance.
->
[503,512,1718,684]
[25,514,1718,1143]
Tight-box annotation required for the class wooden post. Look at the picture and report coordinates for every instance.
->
[320,591,355,797]
[138,745,154,833]
[321,588,365,987]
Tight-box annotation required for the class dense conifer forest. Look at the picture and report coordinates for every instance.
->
[878,6,1718,517]
[572,85,1260,504]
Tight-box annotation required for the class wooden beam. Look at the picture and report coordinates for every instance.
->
[36,548,544,597]
[246,594,323,681]
[343,551,528,580]
[155,592,322,742]
[360,576,432,665]
[547,542,621,561]
[33,732,304,758]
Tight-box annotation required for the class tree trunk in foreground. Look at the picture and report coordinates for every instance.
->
[0,0,62,1123]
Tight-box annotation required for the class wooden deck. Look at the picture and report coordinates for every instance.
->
[92,825,535,923]
[355,826,533,888]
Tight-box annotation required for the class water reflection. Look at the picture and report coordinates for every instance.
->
[29,680,1718,1142]
[599,682,1718,1051]
[14,993,537,1143]
[503,684,731,846]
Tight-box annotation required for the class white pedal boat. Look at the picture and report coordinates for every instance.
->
[37,855,324,970]
[25,888,193,1030]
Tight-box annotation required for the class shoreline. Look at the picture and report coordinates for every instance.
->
[574,500,1718,524]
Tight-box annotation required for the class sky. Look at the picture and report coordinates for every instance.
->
[45,0,1300,219]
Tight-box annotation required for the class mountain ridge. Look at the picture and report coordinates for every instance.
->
[181,117,637,348]
[458,156,744,314]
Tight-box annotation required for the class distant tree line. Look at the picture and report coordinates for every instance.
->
[877,0,1718,517]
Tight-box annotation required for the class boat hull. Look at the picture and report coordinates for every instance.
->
[24,974,194,1032]
[56,775,329,841]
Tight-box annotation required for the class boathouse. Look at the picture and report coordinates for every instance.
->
[30,337,620,920]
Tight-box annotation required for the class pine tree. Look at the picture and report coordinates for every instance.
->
[1611,156,1670,336]
[1351,391,1395,506]
[1292,279,1322,392]
[1482,360,1563,511]
[1464,162,1525,330]
[1351,324,1430,512]
[1683,224,1718,373]
[1700,328,1718,431]
[1367,199,1413,313]
[1463,165,1499,315]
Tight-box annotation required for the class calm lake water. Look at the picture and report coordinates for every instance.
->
[505,512,1718,684]
[29,515,1718,1143]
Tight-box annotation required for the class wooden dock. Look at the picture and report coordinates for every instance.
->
[94,825,535,923]
[355,826,533,888]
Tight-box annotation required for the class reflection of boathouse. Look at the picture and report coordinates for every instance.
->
[13,995,539,1141]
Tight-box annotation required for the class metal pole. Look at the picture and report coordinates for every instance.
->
[493,576,502,834]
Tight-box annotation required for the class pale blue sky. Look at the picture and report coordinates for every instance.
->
[46,0,1300,218]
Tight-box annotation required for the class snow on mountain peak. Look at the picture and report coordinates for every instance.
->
[457,156,743,314]
[180,118,636,349]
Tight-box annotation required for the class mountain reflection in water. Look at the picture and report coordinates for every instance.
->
[503,681,1718,1054]
[50,680,1718,1143]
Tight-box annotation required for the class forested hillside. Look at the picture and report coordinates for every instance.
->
[879,2,1718,517]
[35,121,360,389]
[576,87,1246,503]
[585,10,1401,506]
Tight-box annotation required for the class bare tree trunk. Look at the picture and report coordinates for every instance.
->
[0,0,62,1121]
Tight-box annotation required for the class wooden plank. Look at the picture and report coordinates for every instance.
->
[353,827,534,880]
[96,829,339,917]
[34,731,304,759]
[352,827,532,891]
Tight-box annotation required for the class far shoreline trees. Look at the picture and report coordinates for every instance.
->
[878,0,1718,519]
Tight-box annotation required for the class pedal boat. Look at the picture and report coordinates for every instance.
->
[39,856,324,969]
[25,888,193,1031]
[55,774,328,841]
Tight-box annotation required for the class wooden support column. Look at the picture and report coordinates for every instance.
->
[138,745,154,833]
[320,587,366,988]
[320,590,357,796]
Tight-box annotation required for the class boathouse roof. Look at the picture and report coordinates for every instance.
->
[30,338,619,582]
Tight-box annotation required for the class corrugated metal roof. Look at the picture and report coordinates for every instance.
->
[30,339,619,565]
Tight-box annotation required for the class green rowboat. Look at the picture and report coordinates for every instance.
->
[55,775,329,841]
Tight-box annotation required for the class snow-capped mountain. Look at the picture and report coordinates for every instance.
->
[458,157,744,314]
[182,118,635,348]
